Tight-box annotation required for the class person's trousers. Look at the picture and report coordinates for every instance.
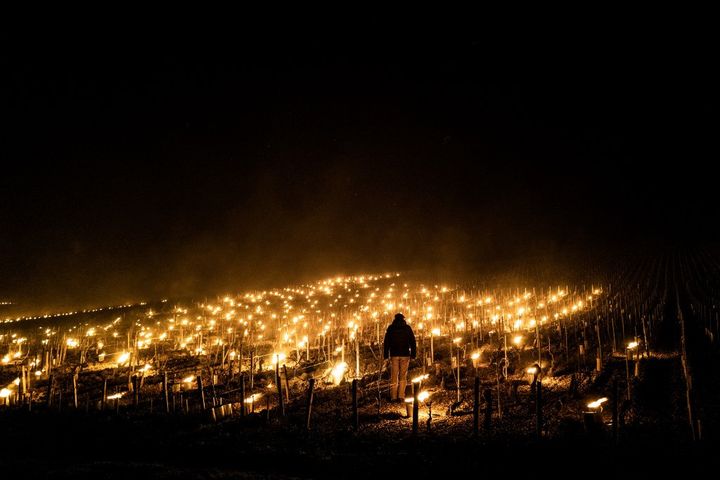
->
[389,356,410,400]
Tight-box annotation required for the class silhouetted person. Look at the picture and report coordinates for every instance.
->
[383,313,417,402]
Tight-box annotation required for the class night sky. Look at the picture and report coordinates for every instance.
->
[2,34,717,311]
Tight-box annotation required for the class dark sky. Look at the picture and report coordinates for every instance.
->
[1,33,717,310]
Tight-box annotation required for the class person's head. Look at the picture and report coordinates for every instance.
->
[393,313,405,324]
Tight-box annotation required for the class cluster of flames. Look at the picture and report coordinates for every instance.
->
[1,273,603,393]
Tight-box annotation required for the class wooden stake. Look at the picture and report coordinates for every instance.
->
[430,333,434,365]
[456,343,461,403]
[210,368,218,406]
[595,321,603,372]
[163,372,170,413]
[305,377,315,430]
[412,381,419,435]
[72,373,79,408]
[351,378,359,431]
[473,376,480,437]
[496,366,503,419]
[282,364,290,403]
[239,375,246,417]
[101,379,107,411]
[250,349,254,390]
[426,402,432,433]
[46,374,53,407]
[355,338,360,378]
[276,362,285,417]
[20,366,27,399]
[133,375,139,407]
[197,375,206,410]
[625,349,632,401]
[535,380,542,440]
[483,388,492,430]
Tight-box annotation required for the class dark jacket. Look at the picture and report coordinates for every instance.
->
[383,318,417,359]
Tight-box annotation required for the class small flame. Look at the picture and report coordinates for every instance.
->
[404,390,431,403]
[117,352,130,365]
[587,397,608,409]
[411,374,429,383]
[330,362,347,385]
